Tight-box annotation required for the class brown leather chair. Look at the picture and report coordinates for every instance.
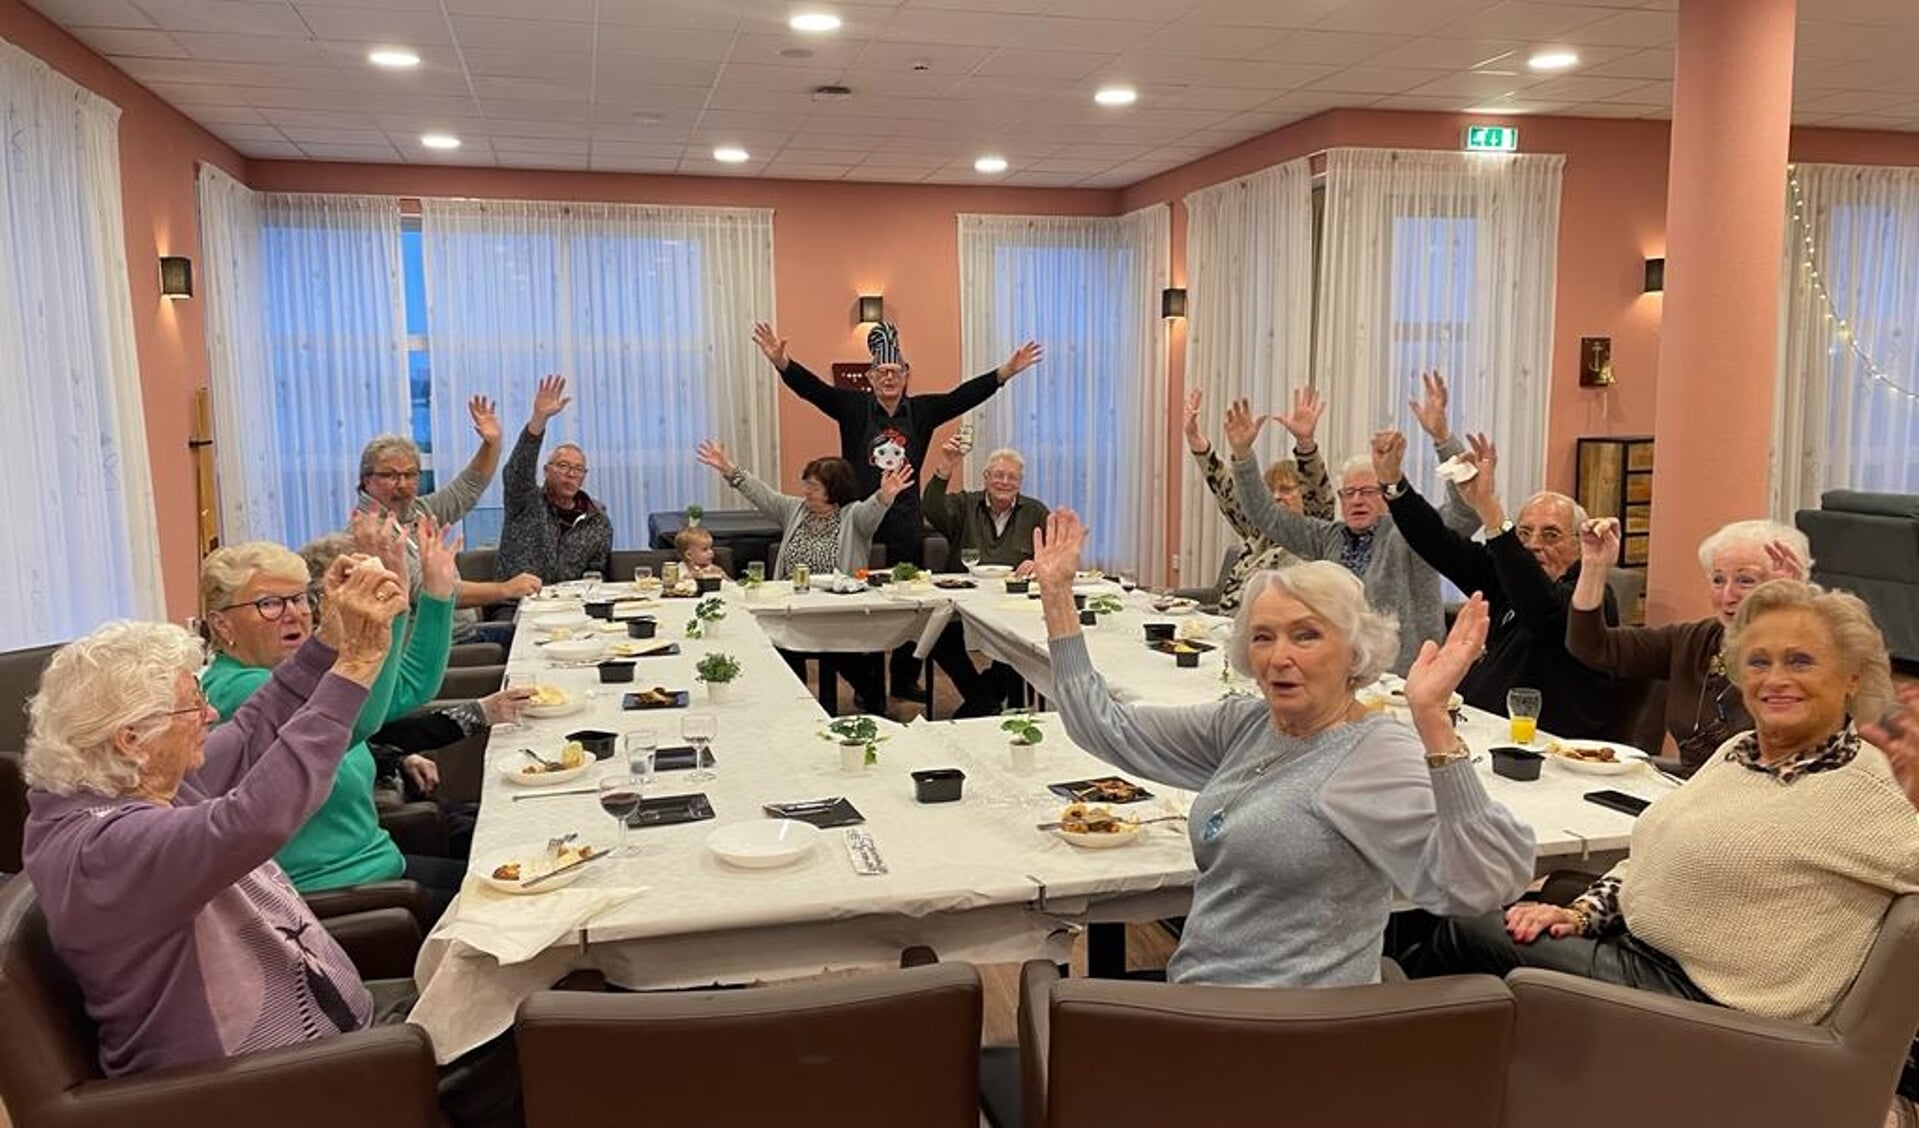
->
[516,962,983,1128]
[1502,893,1919,1128]
[1019,960,1515,1128]
[0,879,441,1128]
[1,749,25,874]
[0,643,61,755]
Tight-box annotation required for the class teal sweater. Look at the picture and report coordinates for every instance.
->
[201,595,454,891]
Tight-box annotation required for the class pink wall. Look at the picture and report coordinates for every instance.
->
[0,0,247,621]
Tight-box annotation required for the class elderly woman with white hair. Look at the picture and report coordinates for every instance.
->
[1033,510,1534,986]
[1568,517,1811,771]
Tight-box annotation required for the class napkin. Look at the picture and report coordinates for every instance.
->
[430,879,647,966]
[1434,454,1479,484]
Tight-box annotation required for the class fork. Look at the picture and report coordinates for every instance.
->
[1036,814,1186,831]
[522,747,566,771]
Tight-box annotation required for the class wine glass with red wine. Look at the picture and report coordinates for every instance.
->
[597,774,644,857]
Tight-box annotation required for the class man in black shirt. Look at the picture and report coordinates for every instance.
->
[753,320,1042,697]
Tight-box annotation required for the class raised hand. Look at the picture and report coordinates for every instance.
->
[878,463,916,503]
[1370,429,1408,485]
[998,340,1044,381]
[416,513,462,600]
[531,374,571,425]
[695,439,737,478]
[468,395,502,445]
[1276,387,1324,446]
[1222,397,1270,459]
[1766,540,1806,581]
[1861,683,1919,811]
[1457,432,1500,516]
[321,563,405,676]
[1504,902,1586,944]
[933,434,966,478]
[1031,508,1087,589]
[1183,388,1208,454]
[349,508,408,580]
[751,322,789,370]
[1409,370,1452,443]
[1404,592,1488,714]
[1579,518,1621,570]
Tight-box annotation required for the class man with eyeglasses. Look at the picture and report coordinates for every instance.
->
[1222,373,1479,674]
[1375,429,1644,742]
[496,374,613,588]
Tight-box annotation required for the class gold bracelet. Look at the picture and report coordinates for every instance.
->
[1425,737,1471,769]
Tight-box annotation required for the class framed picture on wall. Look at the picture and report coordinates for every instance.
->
[1579,336,1615,387]
[832,362,873,391]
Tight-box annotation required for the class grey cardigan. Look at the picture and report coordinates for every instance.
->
[725,469,894,579]
[1229,435,1478,674]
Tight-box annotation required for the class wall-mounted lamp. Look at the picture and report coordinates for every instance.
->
[159,255,194,299]
[1643,257,1665,293]
[1161,287,1187,319]
[857,294,884,323]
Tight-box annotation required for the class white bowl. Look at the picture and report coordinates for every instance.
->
[473,844,598,894]
[1544,740,1649,776]
[969,564,1013,579]
[497,757,590,786]
[705,819,822,869]
[543,638,607,663]
[1051,824,1143,849]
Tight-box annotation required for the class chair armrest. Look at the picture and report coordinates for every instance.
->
[378,801,449,858]
[1018,959,1058,1128]
[447,642,505,667]
[322,907,423,981]
[1509,968,1833,1048]
[305,880,432,931]
[900,945,940,968]
[50,1025,440,1128]
[436,664,504,700]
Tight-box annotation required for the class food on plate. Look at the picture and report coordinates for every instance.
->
[1152,596,1198,614]
[1176,619,1212,642]
[518,740,589,775]
[541,627,576,640]
[528,685,569,706]
[1058,802,1136,834]
[491,861,522,881]
[1072,777,1145,803]
[1548,741,1620,763]
[632,685,678,707]
[1074,569,1105,582]
[1171,643,1199,655]
[490,842,597,883]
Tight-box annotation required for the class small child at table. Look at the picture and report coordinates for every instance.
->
[675,527,728,579]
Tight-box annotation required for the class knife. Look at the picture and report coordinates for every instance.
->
[768,797,844,814]
[521,849,612,888]
[511,787,597,801]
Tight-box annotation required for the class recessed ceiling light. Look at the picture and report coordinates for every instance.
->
[789,12,841,32]
[1527,50,1578,71]
[1094,86,1137,106]
[714,146,751,163]
[368,48,420,69]
[974,155,1008,174]
[420,133,461,150]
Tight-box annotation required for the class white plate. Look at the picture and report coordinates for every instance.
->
[473,844,599,894]
[526,612,593,633]
[1051,825,1144,849]
[1544,739,1649,776]
[969,564,1013,579]
[497,757,589,786]
[523,695,585,719]
[1149,599,1198,616]
[706,819,821,869]
[542,638,606,662]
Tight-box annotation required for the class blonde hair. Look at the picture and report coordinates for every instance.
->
[297,533,358,585]
[1263,462,1301,493]
[674,527,714,553]
[1723,579,1893,723]
[1696,519,1812,575]
[24,621,204,796]
[1231,562,1401,689]
[199,541,309,616]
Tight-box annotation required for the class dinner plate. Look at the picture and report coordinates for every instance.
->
[542,638,607,662]
[1051,824,1143,849]
[969,564,1013,579]
[473,845,598,894]
[525,612,593,633]
[497,757,589,787]
[1544,739,1649,776]
[705,820,821,869]
[1149,598,1198,616]
[523,695,585,719]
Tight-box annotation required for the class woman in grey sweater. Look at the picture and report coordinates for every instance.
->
[695,440,910,579]
[1034,510,1534,987]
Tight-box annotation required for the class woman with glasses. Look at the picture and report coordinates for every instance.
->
[1567,517,1809,772]
[197,516,463,913]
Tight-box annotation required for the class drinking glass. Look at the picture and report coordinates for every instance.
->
[582,570,603,598]
[624,727,657,787]
[632,565,653,585]
[745,560,766,584]
[497,670,529,732]
[960,548,983,571]
[1507,688,1543,745]
[597,775,644,856]
[1117,570,1138,592]
[681,712,717,783]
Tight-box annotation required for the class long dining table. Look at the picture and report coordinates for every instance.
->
[403,575,1670,1062]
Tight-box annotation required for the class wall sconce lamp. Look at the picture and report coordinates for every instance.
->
[1161,287,1187,319]
[160,255,194,299]
[857,294,884,323]
[1643,257,1665,294]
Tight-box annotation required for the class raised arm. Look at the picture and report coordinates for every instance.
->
[846,464,911,544]
[754,322,861,418]
[420,395,503,525]
[1375,429,1499,596]
[382,519,458,723]
[503,374,569,520]
[1224,398,1339,558]
[1187,388,1263,543]
[922,437,965,540]
[1566,518,1675,677]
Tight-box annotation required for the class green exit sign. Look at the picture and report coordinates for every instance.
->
[1463,124,1519,152]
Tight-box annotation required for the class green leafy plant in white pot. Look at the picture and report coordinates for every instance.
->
[822,715,886,772]
[685,504,704,528]
[685,595,727,639]
[1001,713,1045,773]
[695,651,741,704]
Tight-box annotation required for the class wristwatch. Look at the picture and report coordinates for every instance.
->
[1382,479,1408,500]
[1425,736,1471,769]
[1493,518,1516,538]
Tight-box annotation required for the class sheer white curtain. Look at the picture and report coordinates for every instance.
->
[1775,162,1919,511]
[958,206,1171,584]
[1181,158,1313,583]
[1316,148,1563,504]
[419,199,776,545]
[0,38,161,646]
[197,178,408,548]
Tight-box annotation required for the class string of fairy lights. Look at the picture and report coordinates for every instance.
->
[1785,163,1919,404]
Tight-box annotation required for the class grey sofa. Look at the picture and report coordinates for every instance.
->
[1796,490,1919,663]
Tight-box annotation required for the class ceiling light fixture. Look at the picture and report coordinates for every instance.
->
[420,133,461,150]
[974,155,1008,174]
[789,12,841,32]
[367,48,420,69]
[714,146,751,163]
[1527,50,1579,71]
[1094,86,1137,106]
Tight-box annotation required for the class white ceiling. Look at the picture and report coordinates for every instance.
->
[23,0,1919,188]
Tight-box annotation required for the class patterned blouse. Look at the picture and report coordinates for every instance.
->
[1570,725,1863,933]
[779,509,844,580]
[1192,443,1333,611]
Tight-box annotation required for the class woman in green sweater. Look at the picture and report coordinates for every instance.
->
[199,516,461,912]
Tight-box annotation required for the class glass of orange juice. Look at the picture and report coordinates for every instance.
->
[1507,688,1542,745]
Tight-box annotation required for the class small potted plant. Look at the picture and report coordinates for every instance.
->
[685,595,727,639]
[1001,713,1045,773]
[1087,593,1124,616]
[822,715,887,772]
[695,651,741,703]
[685,503,704,528]
[890,562,923,587]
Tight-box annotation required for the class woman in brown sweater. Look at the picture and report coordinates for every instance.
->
[1566,517,1808,770]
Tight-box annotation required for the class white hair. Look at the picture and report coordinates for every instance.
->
[1230,563,1401,689]
[1337,454,1374,482]
[199,541,307,617]
[1519,491,1587,527]
[1696,519,1812,575]
[983,447,1025,472]
[24,621,205,797]
[358,434,421,481]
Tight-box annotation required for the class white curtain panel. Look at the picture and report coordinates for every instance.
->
[1180,158,1313,585]
[0,39,161,646]
[418,199,776,546]
[957,205,1171,584]
[196,165,272,543]
[1315,148,1563,505]
[1775,162,1919,511]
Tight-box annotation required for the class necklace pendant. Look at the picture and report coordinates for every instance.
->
[1202,808,1226,842]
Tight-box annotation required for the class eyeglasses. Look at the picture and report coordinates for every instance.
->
[1516,526,1568,546]
[547,461,589,477]
[162,684,209,719]
[983,471,1021,484]
[367,469,421,484]
[221,591,311,621]
[1337,485,1383,501]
